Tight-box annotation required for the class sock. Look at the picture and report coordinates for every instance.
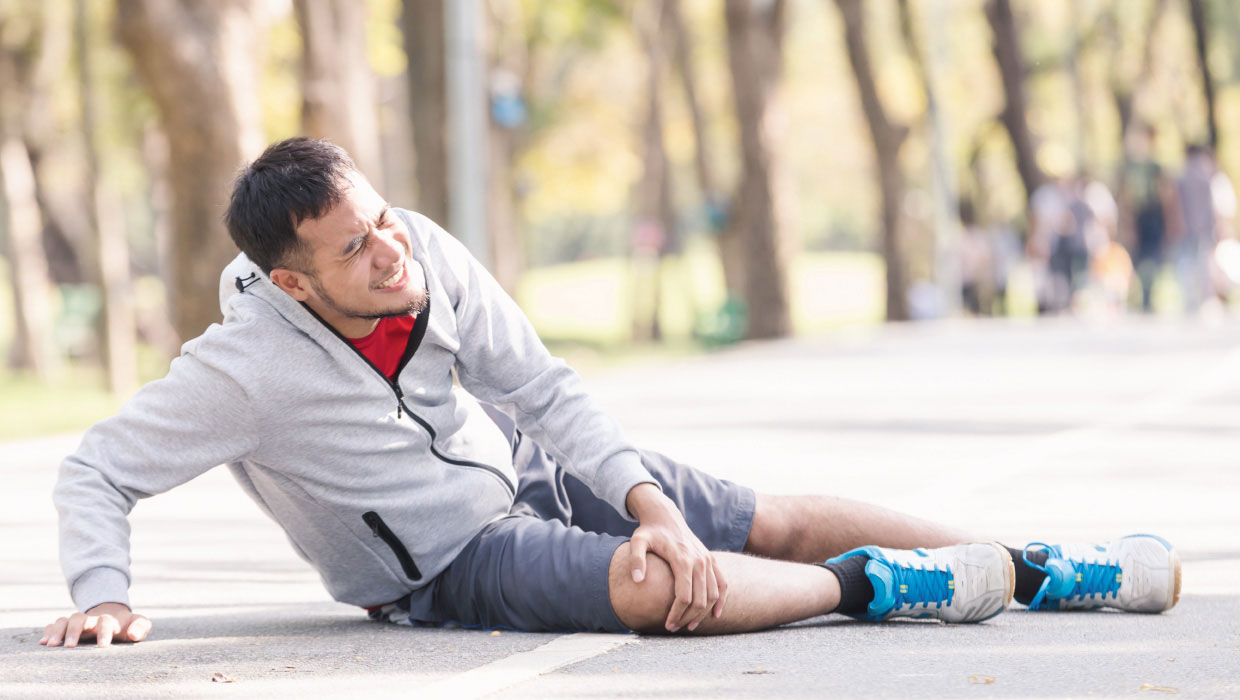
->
[1006,545,1050,604]
[821,555,873,615]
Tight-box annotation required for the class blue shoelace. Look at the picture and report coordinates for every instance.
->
[889,560,955,612]
[1023,543,1123,611]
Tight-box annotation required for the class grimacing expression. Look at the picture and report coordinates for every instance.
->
[289,173,427,332]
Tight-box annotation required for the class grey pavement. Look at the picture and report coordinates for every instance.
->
[2,316,1238,698]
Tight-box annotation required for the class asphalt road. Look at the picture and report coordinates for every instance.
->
[3,316,1238,698]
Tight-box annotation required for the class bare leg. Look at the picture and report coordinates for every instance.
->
[744,494,979,563]
[609,542,840,634]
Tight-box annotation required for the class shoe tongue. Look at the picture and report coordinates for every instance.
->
[864,558,897,616]
[1045,558,1077,599]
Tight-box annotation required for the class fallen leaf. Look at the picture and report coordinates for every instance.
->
[490,630,501,637]
[210,672,235,683]
[1139,684,1177,693]
[968,675,996,685]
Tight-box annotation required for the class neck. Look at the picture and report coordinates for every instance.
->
[307,302,382,339]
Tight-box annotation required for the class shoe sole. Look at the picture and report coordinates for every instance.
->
[1171,549,1182,610]
[973,542,1016,623]
[1124,534,1182,612]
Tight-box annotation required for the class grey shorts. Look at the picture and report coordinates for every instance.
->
[377,411,755,633]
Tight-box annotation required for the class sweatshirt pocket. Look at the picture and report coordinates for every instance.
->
[362,511,422,581]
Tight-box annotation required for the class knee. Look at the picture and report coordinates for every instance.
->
[744,493,795,558]
[608,542,676,634]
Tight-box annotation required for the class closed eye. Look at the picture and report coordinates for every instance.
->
[345,233,370,259]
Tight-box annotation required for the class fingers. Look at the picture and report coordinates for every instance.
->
[713,558,729,619]
[689,558,720,631]
[629,535,649,583]
[679,557,711,632]
[40,611,148,648]
[122,615,151,643]
[40,617,68,646]
[63,614,89,648]
[664,555,693,632]
[95,615,121,647]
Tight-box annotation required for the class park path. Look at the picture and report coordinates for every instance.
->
[2,316,1238,698]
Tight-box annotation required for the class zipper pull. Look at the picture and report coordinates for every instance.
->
[363,512,381,537]
[392,382,404,418]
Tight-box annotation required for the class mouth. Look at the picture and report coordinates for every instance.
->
[373,263,407,291]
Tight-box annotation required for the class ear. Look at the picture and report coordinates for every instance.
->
[269,268,312,302]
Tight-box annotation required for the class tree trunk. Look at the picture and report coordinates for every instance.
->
[1188,0,1218,148]
[836,0,910,322]
[116,0,265,344]
[0,11,60,378]
[897,0,959,316]
[666,0,720,213]
[633,0,676,342]
[294,0,384,190]
[485,0,526,295]
[724,0,792,340]
[77,0,137,395]
[985,0,1044,200]
[402,0,450,226]
[0,137,59,378]
[1108,0,1169,143]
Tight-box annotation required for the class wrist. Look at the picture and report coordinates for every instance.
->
[86,602,131,615]
[626,482,667,520]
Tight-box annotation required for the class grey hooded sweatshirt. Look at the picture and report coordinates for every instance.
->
[55,209,654,613]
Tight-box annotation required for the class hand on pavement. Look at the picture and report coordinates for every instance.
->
[41,603,151,648]
[625,482,728,633]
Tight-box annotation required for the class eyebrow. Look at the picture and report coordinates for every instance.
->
[340,205,392,257]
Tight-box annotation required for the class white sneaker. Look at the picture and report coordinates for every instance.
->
[824,542,1015,623]
[1021,534,1181,613]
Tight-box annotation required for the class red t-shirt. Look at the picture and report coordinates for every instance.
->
[347,314,416,380]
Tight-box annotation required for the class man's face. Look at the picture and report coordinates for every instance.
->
[277,172,427,338]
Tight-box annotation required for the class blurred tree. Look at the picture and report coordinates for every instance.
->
[401,0,449,226]
[116,0,265,343]
[985,0,1044,200]
[897,0,961,315]
[1187,0,1218,149]
[485,0,526,294]
[1106,0,1170,145]
[666,0,721,219]
[294,0,384,191]
[0,3,61,379]
[724,0,792,339]
[835,0,910,322]
[77,0,137,395]
[631,0,676,342]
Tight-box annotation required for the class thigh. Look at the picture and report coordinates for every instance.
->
[421,515,630,633]
[484,403,755,553]
[564,449,756,553]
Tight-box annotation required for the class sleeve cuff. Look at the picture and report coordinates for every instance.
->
[596,452,660,522]
[71,567,131,613]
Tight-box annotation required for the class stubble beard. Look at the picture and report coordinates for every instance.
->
[308,273,429,321]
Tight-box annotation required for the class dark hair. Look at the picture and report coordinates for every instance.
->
[224,137,356,274]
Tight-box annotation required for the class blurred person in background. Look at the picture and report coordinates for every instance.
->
[1082,178,1133,313]
[958,199,995,315]
[1118,124,1173,314]
[1172,144,1229,313]
[1027,146,1076,314]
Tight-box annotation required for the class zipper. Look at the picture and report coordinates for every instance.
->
[300,294,517,497]
[362,511,422,580]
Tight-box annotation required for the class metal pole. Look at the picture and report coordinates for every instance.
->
[445,0,490,268]
[925,0,961,316]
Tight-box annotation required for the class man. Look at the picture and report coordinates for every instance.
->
[42,139,1180,648]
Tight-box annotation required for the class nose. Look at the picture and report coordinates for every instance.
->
[372,227,404,269]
